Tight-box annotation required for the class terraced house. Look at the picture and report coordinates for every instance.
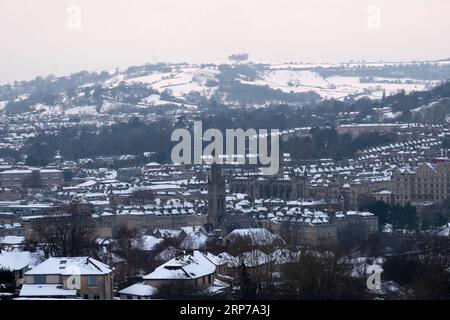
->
[0,168,64,189]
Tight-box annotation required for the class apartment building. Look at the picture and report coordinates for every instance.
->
[392,162,450,206]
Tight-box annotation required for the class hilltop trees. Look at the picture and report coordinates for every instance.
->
[228,53,249,64]
[359,201,418,230]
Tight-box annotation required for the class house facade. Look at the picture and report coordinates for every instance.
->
[20,257,113,299]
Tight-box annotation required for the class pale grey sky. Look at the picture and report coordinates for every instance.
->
[1,0,450,84]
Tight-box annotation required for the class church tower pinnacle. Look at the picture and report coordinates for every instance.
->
[207,163,226,228]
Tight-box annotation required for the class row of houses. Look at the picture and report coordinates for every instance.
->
[0,168,64,189]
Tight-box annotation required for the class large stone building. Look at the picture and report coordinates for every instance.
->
[92,212,208,236]
[229,174,307,201]
[336,123,402,138]
[0,168,64,189]
[392,162,450,206]
[267,210,379,248]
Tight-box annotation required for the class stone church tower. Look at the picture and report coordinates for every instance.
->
[207,163,226,228]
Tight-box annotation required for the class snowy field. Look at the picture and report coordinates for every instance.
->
[117,61,443,103]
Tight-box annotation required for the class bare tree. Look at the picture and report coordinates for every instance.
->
[113,225,146,288]
[383,236,450,299]
[32,202,96,257]
[127,188,155,206]
[21,170,42,189]
[280,249,368,299]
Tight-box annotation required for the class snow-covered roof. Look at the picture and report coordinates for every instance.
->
[135,235,163,251]
[143,250,216,280]
[119,283,157,297]
[25,257,112,275]
[224,228,285,246]
[0,251,32,271]
[19,284,77,297]
[0,235,25,245]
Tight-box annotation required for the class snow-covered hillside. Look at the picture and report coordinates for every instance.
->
[1,59,448,115]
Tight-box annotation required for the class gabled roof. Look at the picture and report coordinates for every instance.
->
[143,250,217,280]
[25,257,112,276]
[0,250,32,271]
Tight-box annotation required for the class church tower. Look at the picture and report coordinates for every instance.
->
[207,163,226,228]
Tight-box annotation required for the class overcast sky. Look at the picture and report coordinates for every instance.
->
[1,0,450,84]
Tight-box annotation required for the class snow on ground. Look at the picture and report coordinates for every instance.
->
[125,68,217,99]
[241,69,438,100]
[31,103,62,115]
[0,235,25,245]
[412,100,444,114]
[65,105,98,115]
[0,101,7,111]
[100,100,124,112]
[438,223,450,236]
[104,73,125,88]
[124,72,171,86]
[382,112,402,120]
[140,94,195,108]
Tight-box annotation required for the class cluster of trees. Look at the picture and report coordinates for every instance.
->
[383,236,450,299]
[359,200,418,230]
[2,71,112,114]
[23,117,174,165]
[0,269,16,297]
[316,62,450,81]
[125,63,172,78]
[283,128,394,160]
[31,202,97,257]
[22,110,397,167]
[215,81,321,105]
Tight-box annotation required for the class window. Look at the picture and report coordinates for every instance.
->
[88,275,97,286]
[34,275,46,284]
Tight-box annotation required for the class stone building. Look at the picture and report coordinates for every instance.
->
[267,210,378,248]
[392,162,450,206]
[207,163,226,228]
[20,257,113,299]
[0,168,64,189]
[229,175,307,201]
